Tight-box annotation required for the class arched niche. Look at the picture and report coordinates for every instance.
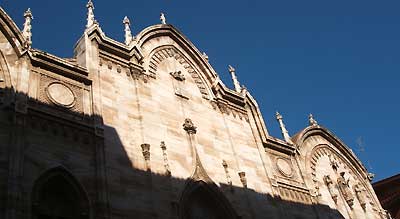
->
[179,180,238,219]
[31,167,91,219]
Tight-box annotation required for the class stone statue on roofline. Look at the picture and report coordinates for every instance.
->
[160,12,166,24]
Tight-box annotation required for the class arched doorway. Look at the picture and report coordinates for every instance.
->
[31,167,90,219]
[180,180,237,219]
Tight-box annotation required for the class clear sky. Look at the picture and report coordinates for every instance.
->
[2,0,399,182]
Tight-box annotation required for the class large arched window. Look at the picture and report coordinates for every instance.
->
[180,180,237,219]
[31,167,90,219]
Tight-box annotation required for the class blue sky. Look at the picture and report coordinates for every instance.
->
[2,0,399,182]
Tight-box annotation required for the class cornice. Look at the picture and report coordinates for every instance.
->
[31,50,90,85]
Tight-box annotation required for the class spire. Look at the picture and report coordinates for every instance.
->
[160,12,166,24]
[308,113,318,126]
[22,8,33,48]
[86,0,95,28]
[276,112,293,144]
[228,65,241,93]
[123,16,133,45]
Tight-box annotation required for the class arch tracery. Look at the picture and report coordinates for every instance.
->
[308,144,378,215]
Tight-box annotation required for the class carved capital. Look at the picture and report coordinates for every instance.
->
[183,118,197,134]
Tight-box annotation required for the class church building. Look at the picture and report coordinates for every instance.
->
[0,1,391,218]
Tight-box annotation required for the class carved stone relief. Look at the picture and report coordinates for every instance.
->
[276,158,294,178]
[148,46,210,99]
[309,145,376,211]
[37,72,84,114]
[46,82,76,108]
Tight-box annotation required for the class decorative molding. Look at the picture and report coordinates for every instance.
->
[148,46,210,99]
[210,100,249,122]
[277,182,312,204]
[36,72,85,115]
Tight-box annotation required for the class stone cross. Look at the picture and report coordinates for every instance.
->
[228,65,241,93]
[86,0,95,28]
[22,8,33,48]
[160,12,166,24]
[123,16,133,45]
[276,112,294,144]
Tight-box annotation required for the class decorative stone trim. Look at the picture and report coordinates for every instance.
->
[210,100,249,122]
[45,82,76,108]
[276,157,294,178]
[277,184,312,204]
[148,46,210,99]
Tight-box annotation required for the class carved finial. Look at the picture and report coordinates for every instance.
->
[202,52,209,61]
[228,65,241,93]
[22,8,33,48]
[183,118,197,134]
[309,113,318,126]
[275,112,293,144]
[367,172,375,181]
[123,16,133,45]
[86,0,95,28]
[160,12,166,24]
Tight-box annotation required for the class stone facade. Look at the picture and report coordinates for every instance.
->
[0,3,390,219]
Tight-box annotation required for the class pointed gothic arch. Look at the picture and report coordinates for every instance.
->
[31,167,91,219]
[179,180,238,219]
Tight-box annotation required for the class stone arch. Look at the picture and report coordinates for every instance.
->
[148,46,211,100]
[179,180,238,219]
[31,166,91,219]
[307,144,380,216]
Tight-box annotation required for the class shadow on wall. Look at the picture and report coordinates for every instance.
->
[0,87,346,219]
